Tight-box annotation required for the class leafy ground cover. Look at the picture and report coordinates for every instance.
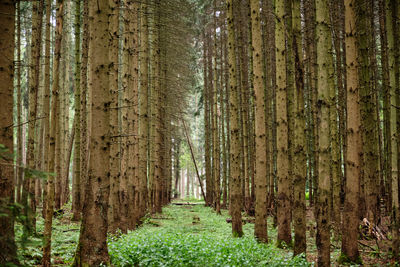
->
[15,200,393,266]
[15,203,80,266]
[108,203,309,266]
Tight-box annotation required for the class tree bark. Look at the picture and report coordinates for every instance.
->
[340,0,362,264]
[73,0,111,264]
[226,0,243,237]
[0,0,18,264]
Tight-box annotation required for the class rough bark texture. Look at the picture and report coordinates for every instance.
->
[386,0,400,258]
[42,1,64,265]
[73,0,111,264]
[138,0,149,220]
[0,0,17,264]
[292,0,306,256]
[213,0,221,214]
[72,0,81,221]
[203,30,212,207]
[108,0,121,233]
[226,0,243,237]
[250,0,268,243]
[79,0,89,215]
[315,0,334,265]
[340,0,361,264]
[275,0,291,247]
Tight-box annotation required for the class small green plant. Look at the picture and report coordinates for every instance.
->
[109,205,309,266]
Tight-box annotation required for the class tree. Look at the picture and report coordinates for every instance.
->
[275,0,291,247]
[340,0,361,264]
[315,0,335,265]
[72,0,82,222]
[73,0,111,264]
[138,0,149,219]
[43,0,64,265]
[292,0,307,256]
[250,0,268,243]
[213,0,221,214]
[108,0,121,233]
[226,0,243,237]
[24,0,44,232]
[0,0,18,264]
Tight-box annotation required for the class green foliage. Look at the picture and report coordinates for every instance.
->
[14,205,80,266]
[337,252,363,265]
[109,205,310,266]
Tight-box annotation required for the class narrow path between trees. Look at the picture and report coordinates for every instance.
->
[108,202,308,266]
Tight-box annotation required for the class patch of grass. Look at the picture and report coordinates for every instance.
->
[109,205,310,266]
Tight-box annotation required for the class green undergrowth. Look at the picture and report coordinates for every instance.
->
[108,205,310,266]
[14,204,80,266]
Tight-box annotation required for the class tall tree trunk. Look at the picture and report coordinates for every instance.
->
[275,0,291,247]
[213,0,221,214]
[41,0,52,218]
[356,0,379,227]
[138,0,149,218]
[108,0,121,233]
[315,0,335,265]
[250,0,268,243]
[42,0,64,265]
[72,0,81,221]
[226,0,243,237]
[73,0,111,264]
[79,0,89,214]
[340,0,361,264]
[16,0,23,205]
[126,0,139,229]
[387,0,400,258]
[292,0,306,256]
[25,0,44,232]
[0,0,18,264]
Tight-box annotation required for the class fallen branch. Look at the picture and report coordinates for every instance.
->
[362,218,387,241]
[358,241,377,252]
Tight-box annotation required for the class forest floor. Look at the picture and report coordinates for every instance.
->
[15,200,394,266]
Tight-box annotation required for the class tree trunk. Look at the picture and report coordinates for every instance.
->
[0,0,18,263]
[226,0,243,237]
[292,0,306,256]
[79,0,89,216]
[250,0,269,243]
[138,0,149,219]
[275,0,291,247]
[315,0,335,265]
[72,0,81,221]
[108,0,121,233]
[42,0,64,264]
[340,0,361,264]
[73,0,111,264]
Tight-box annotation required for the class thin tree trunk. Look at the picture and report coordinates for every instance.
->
[138,0,149,218]
[42,0,64,264]
[72,0,81,221]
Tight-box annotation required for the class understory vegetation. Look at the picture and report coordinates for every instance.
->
[16,202,310,266]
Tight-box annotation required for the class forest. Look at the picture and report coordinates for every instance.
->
[0,0,399,266]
